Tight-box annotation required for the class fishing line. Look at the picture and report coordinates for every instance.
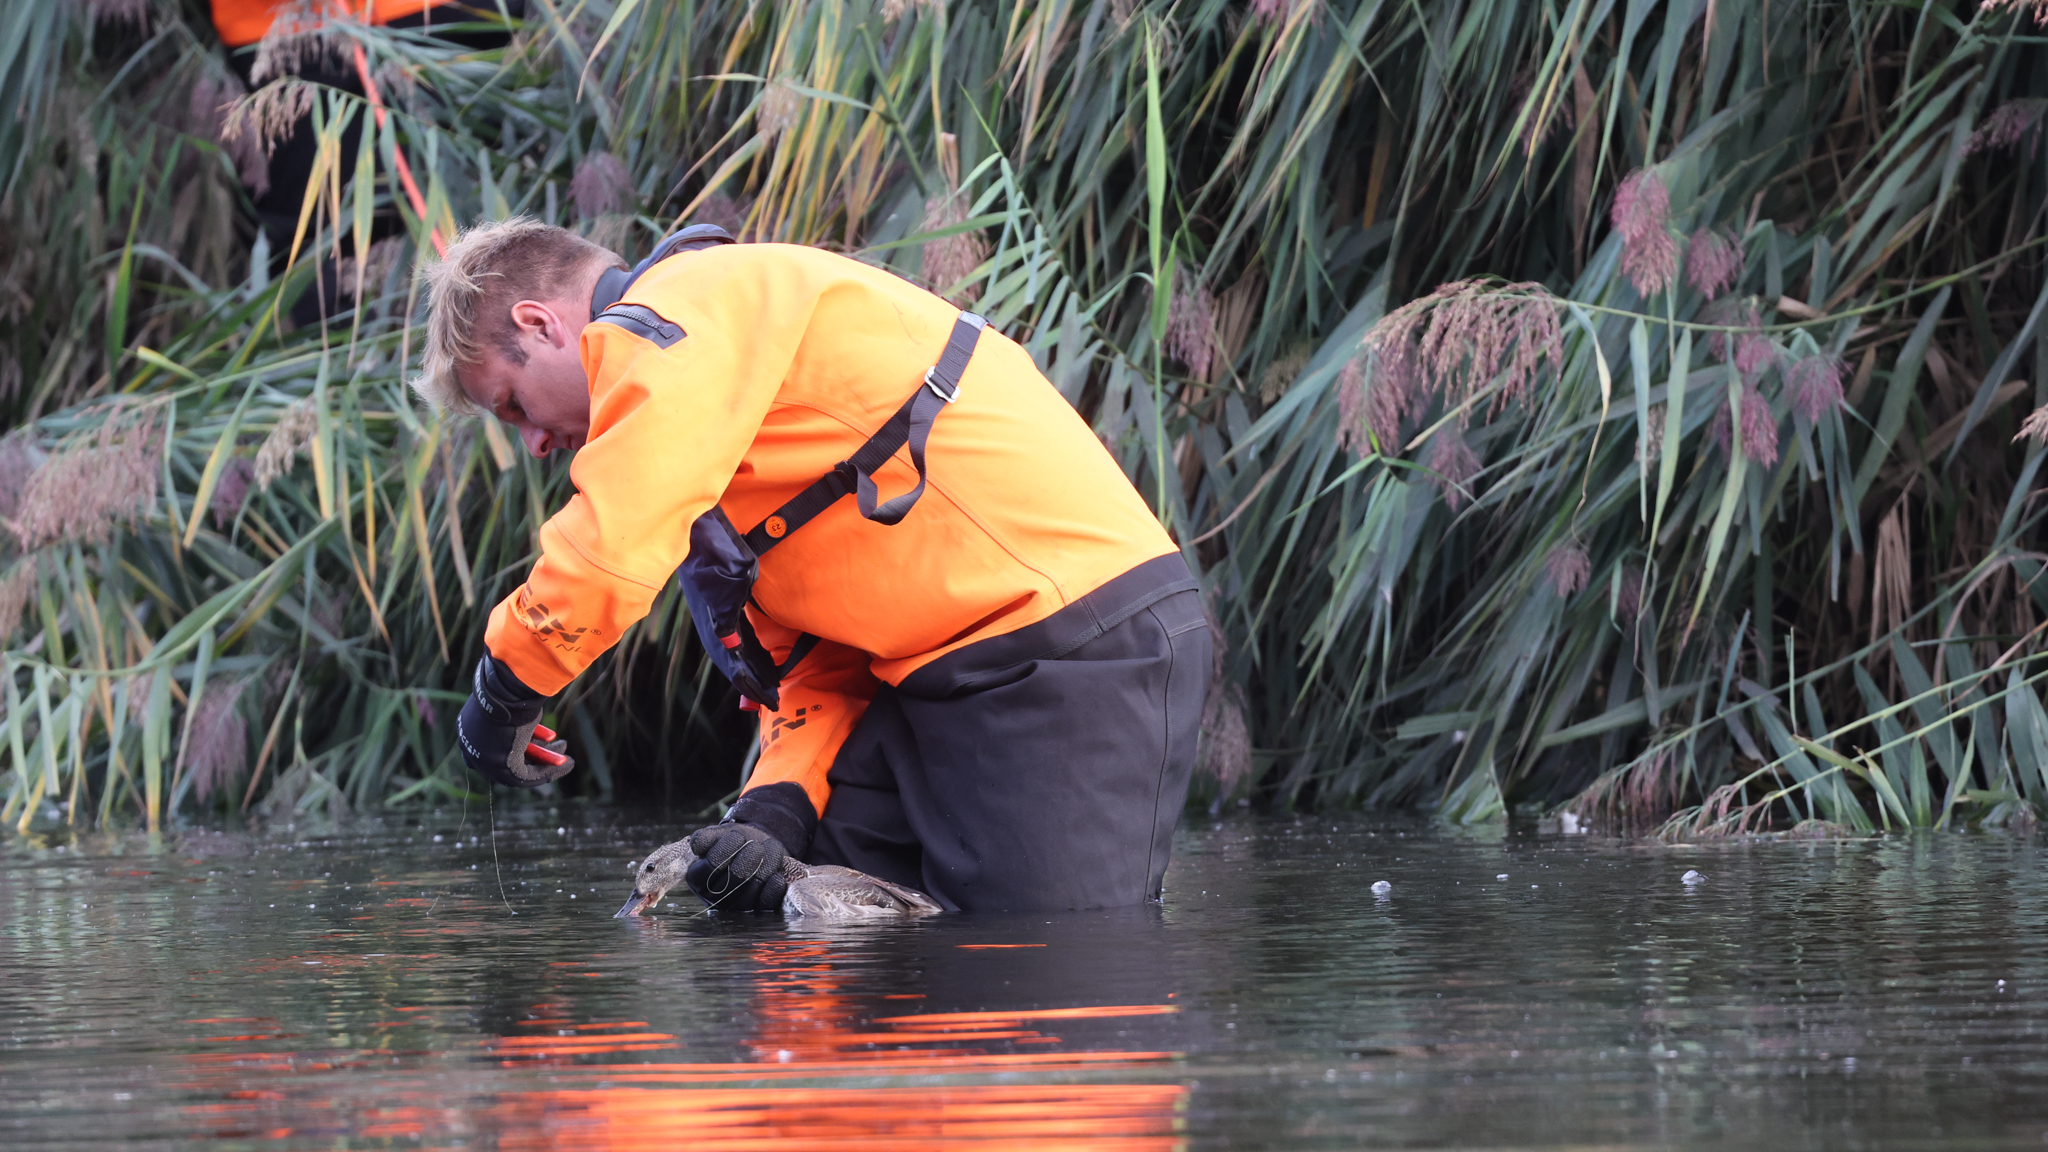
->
[695,843,769,916]
[487,789,516,915]
[427,772,478,919]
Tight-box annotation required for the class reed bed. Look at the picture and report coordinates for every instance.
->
[2,0,2045,837]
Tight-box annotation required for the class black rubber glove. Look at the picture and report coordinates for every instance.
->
[685,822,791,911]
[456,655,575,788]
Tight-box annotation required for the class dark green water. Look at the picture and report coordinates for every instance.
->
[4,810,2047,1149]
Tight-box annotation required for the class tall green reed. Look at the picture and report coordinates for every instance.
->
[2,0,2045,837]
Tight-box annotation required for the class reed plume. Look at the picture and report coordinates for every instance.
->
[1341,278,1563,456]
[250,0,345,83]
[179,676,250,803]
[1612,169,1678,296]
[571,153,634,219]
[1545,541,1591,598]
[1970,98,2047,153]
[919,134,987,303]
[1685,227,1743,298]
[1788,353,1847,423]
[209,456,256,529]
[2015,405,2048,445]
[254,399,317,491]
[11,406,161,550]
[1737,382,1779,467]
[1164,266,1219,382]
[0,558,36,643]
[220,78,316,159]
[1424,426,1481,510]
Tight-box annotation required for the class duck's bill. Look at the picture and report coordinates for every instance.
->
[614,890,657,918]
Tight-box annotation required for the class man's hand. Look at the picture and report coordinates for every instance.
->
[685,822,791,911]
[456,655,576,788]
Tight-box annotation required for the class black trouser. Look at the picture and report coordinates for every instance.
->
[806,555,1207,913]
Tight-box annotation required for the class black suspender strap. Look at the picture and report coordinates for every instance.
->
[589,224,736,319]
[742,311,986,555]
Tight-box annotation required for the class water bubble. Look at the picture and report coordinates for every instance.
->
[1370,880,1392,896]
[1682,869,1706,885]
[1496,873,1509,881]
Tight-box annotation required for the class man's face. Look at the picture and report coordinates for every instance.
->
[458,298,594,458]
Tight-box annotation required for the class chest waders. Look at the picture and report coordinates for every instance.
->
[588,226,988,712]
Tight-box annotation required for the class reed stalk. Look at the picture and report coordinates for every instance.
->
[2,0,2044,836]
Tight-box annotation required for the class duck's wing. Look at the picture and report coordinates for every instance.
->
[783,865,943,918]
[858,874,943,914]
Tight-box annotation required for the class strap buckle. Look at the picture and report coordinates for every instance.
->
[923,366,961,403]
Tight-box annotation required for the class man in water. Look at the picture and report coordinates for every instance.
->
[412,219,1205,913]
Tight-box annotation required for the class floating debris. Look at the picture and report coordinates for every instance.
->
[1681,869,1706,885]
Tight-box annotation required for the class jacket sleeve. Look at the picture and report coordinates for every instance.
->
[483,288,797,695]
[742,609,879,820]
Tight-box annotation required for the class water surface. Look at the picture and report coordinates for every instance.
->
[4,810,2046,1148]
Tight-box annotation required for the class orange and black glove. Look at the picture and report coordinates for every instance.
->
[456,654,575,788]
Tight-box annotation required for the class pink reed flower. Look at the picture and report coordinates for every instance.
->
[1617,565,1645,619]
[1978,0,2048,27]
[571,153,634,219]
[1424,425,1482,510]
[209,456,256,530]
[1787,353,1848,423]
[1339,279,1564,456]
[1969,98,2048,155]
[1703,298,1775,379]
[1164,266,1219,382]
[11,406,162,550]
[920,190,989,304]
[1685,226,1743,298]
[1546,541,1592,598]
[1738,382,1779,467]
[1612,169,1678,297]
[180,678,250,804]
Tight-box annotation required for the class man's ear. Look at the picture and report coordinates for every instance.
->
[508,300,566,347]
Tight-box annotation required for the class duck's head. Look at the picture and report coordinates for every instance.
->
[615,837,695,918]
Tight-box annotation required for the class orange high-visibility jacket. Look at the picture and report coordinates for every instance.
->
[484,243,1177,816]
[210,0,455,48]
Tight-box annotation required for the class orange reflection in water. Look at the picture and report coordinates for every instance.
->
[495,941,1186,1149]
[175,943,1186,1148]
[494,1083,1187,1151]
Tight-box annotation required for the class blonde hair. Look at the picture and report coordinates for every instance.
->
[411,218,623,415]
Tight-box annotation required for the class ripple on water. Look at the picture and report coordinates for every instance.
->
[2,811,2046,1149]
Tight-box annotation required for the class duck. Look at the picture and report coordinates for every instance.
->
[615,836,943,920]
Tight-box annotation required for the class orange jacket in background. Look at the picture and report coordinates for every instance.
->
[210,0,456,48]
[483,244,1176,817]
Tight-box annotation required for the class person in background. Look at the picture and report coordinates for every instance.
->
[410,219,1208,914]
[208,1,517,323]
